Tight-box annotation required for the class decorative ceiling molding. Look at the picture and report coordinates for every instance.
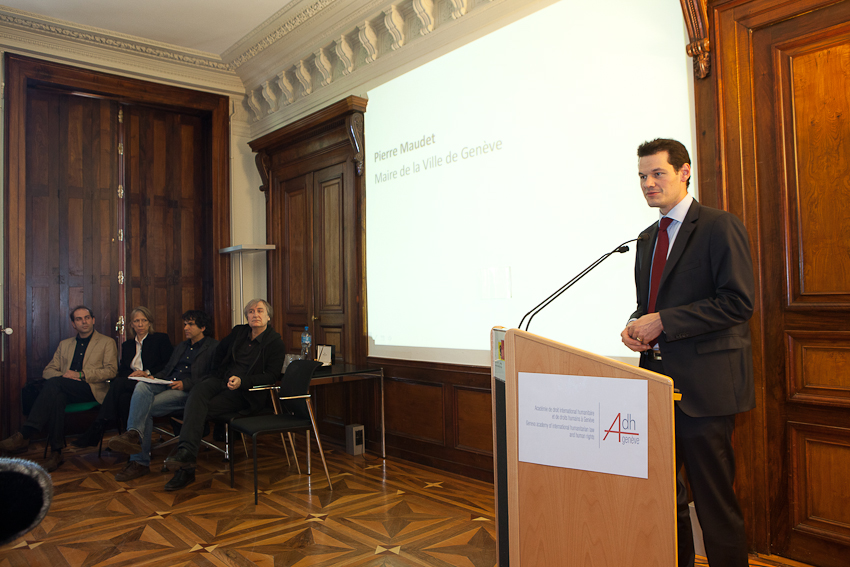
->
[0,6,243,95]
[0,8,227,70]
[240,0,558,139]
[226,0,338,70]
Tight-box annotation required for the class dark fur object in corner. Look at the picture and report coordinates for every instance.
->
[0,458,53,546]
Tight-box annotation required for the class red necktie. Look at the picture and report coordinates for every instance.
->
[648,217,673,314]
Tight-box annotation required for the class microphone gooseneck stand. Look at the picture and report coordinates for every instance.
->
[518,237,643,332]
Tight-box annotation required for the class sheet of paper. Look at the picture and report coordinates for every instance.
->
[518,372,648,479]
[129,376,173,385]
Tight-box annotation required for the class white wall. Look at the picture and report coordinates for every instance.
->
[228,107,269,323]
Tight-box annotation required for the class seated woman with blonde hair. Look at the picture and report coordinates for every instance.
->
[74,307,173,447]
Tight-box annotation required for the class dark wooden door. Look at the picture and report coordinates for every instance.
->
[25,88,120,378]
[4,54,232,437]
[712,1,850,563]
[311,163,351,362]
[279,162,353,362]
[123,106,212,339]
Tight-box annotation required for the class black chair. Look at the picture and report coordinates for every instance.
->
[228,360,331,504]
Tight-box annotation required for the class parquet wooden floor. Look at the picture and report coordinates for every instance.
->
[1,432,497,567]
[0,432,816,567]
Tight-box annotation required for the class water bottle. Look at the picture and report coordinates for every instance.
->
[300,326,312,360]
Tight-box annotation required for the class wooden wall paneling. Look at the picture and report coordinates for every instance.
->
[787,331,850,406]
[709,0,850,562]
[3,54,231,437]
[374,358,495,481]
[25,91,53,380]
[789,422,850,549]
[25,91,119,377]
[385,377,445,444]
[453,386,493,455]
[281,172,312,350]
[124,107,209,345]
[313,163,347,362]
[782,37,850,305]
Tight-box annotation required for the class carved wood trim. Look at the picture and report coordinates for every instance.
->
[256,151,271,193]
[680,0,711,78]
[346,112,365,176]
[249,95,368,154]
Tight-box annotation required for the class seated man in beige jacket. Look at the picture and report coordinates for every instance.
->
[0,306,118,472]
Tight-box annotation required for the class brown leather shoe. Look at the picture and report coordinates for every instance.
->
[45,450,64,472]
[114,460,150,482]
[0,432,30,454]
[107,430,142,455]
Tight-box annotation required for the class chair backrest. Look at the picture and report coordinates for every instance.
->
[280,360,323,418]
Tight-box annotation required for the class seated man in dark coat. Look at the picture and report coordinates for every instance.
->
[162,299,286,491]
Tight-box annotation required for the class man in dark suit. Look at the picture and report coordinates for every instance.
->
[620,139,755,567]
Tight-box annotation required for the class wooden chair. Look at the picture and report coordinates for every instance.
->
[228,360,331,504]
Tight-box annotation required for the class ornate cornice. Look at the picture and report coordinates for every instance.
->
[240,0,551,136]
[0,9,229,71]
[226,0,338,69]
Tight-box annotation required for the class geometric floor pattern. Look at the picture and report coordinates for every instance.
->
[0,432,814,567]
[0,432,496,567]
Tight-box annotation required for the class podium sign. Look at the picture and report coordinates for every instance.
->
[517,372,648,479]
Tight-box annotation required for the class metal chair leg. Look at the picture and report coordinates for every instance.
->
[306,431,311,475]
[288,432,300,474]
[229,430,235,488]
[252,435,259,505]
[306,400,332,488]
[279,433,291,466]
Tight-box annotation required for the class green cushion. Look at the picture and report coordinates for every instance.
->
[65,401,100,413]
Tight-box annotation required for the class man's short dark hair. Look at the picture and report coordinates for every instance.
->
[69,306,94,321]
[637,138,691,187]
[182,310,213,336]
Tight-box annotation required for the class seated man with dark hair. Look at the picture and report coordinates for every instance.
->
[108,310,218,481]
[0,306,118,472]
[162,299,285,491]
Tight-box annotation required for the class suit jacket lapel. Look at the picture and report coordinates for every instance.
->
[658,200,700,292]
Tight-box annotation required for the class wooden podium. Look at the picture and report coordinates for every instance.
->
[491,328,677,566]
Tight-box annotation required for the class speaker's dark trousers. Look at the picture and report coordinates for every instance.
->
[642,355,748,567]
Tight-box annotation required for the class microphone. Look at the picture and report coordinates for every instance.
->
[518,236,643,332]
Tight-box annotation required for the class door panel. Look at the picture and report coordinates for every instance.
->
[25,89,119,378]
[313,164,346,360]
[714,1,850,563]
[281,172,312,345]
[124,107,210,340]
[276,163,352,364]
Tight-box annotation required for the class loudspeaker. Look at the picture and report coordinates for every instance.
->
[345,424,364,455]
